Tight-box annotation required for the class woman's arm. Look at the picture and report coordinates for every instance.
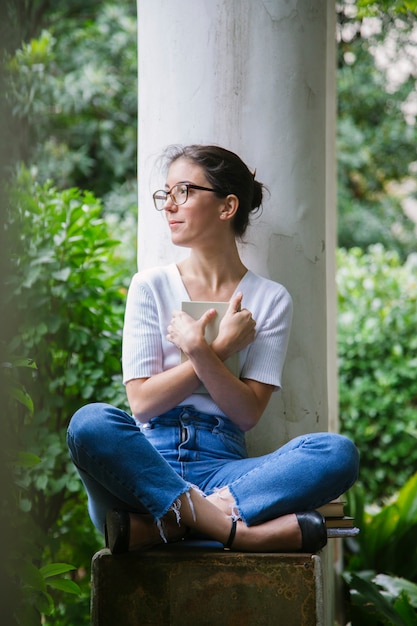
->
[126,305,220,421]
[164,293,273,431]
[184,341,274,431]
[126,346,274,431]
[127,340,273,431]
[126,293,267,428]
[126,359,201,423]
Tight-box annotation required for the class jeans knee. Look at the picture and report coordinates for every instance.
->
[68,402,107,440]
[333,434,360,486]
[67,402,131,456]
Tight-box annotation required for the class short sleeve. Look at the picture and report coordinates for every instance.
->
[240,286,293,390]
[122,275,163,383]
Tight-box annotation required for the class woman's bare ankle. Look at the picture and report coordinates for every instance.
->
[206,487,238,517]
[231,514,302,552]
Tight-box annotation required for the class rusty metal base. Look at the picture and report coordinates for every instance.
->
[91,540,324,626]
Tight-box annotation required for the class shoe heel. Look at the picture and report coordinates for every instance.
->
[105,509,130,554]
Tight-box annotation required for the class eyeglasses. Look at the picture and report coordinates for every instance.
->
[152,182,218,211]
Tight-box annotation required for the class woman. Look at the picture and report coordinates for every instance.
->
[67,144,359,553]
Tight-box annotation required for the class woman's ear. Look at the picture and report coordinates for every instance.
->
[219,194,239,221]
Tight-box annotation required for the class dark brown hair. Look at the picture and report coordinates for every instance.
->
[162,144,265,237]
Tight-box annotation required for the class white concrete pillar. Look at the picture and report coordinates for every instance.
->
[137,0,337,452]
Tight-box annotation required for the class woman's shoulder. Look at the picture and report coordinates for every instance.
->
[130,263,177,290]
[243,271,293,324]
[243,270,292,301]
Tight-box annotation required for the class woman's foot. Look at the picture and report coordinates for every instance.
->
[105,490,327,555]
[231,514,302,552]
[227,511,327,553]
[206,488,327,553]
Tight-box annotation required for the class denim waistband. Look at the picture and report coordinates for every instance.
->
[142,405,244,439]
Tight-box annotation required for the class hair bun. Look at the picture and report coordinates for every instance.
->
[251,179,263,210]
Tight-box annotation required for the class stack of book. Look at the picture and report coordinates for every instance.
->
[316,499,360,538]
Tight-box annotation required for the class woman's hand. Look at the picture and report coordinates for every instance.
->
[166,307,217,355]
[167,292,255,362]
[213,292,256,360]
[129,297,269,429]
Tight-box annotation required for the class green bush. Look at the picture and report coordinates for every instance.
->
[1,356,84,626]
[4,2,138,199]
[337,3,417,261]
[337,246,417,504]
[346,473,417,581]
[343,473,417,625]
[2,168,132,624]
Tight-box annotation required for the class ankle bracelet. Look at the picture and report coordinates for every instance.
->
[224,519,237,550]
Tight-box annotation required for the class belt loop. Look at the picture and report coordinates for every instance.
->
[213,415,224,433]
[180,407,190,420]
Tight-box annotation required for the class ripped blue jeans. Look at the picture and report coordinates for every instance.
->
[67,402,359,534]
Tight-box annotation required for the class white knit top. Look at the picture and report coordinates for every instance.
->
[122,263,293,418]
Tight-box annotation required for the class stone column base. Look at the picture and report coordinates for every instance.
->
[91,540,325,625]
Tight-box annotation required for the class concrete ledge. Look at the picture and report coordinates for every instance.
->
[91,540,324,626]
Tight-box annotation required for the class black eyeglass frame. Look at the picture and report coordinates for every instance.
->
[152,182,220,211]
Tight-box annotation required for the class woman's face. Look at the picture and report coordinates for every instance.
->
[164,158,229,249]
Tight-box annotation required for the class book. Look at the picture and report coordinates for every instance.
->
[316,499,346,518]
[180,301,240,394]
[325,516,354,529]
[327,527,360,538]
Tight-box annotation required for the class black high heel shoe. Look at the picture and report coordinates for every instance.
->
[105,509,130,554]
[296,511,327,553]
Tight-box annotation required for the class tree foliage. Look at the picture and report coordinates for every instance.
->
[356,0,417,18]
[1,4,137,622]
[343,473,417,625]
[1,168,131,624]
[3,0,137,204]
[337,2,417,259]
[338,245,417,503]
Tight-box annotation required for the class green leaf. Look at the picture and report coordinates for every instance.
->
[52,267,71,281]
[46,578,81,595]
[15,451,42,468]
[393,594,417,626]
[0,357,37,369]
[375,575,417,609]
[9,386,34,413]
[39,562,76,578]
[35,474,48,491]
[348,573,408,626]
[34,590,54,616]
[396,472,417,525]
[19,497,32,512]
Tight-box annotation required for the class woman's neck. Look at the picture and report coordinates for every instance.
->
[177,247,247,302]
